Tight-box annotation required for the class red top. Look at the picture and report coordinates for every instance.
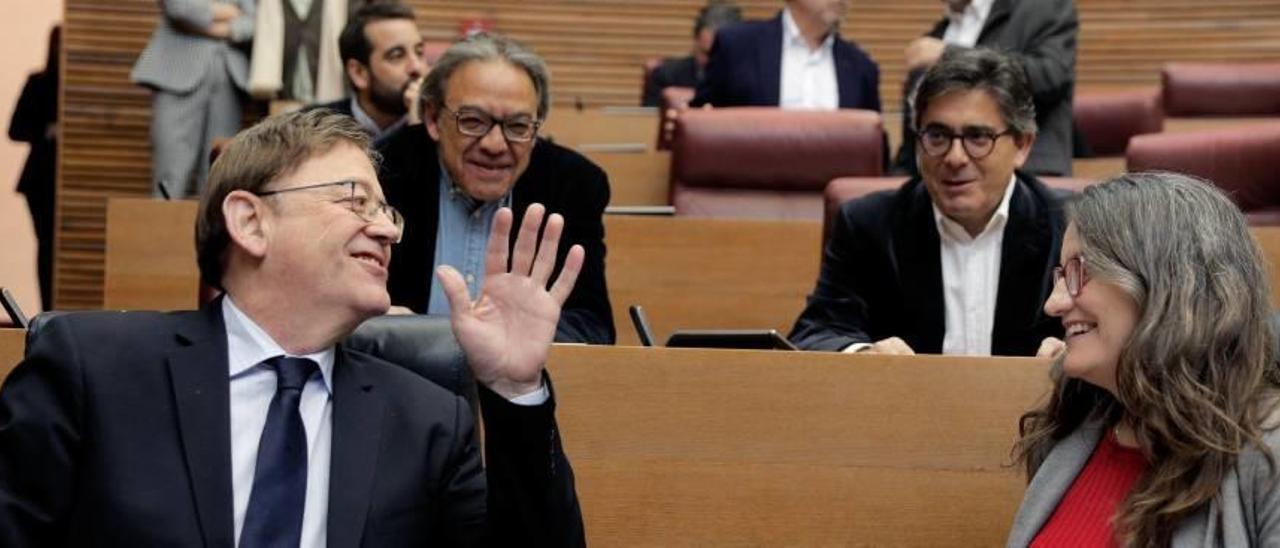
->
[1031,429,1148,548]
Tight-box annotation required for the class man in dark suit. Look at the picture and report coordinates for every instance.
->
[377,34,615,345]
[790,48,1066,356]
[691,0,880,112]
[0,109,584,546]
[641,1,742,107]
[312,1,426,144]
[892,0,1078,176]
[9,26,59,311]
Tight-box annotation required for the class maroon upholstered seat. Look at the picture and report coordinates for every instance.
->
[1162,62,1280,117]
[671,107,883,221]
[821,176,1097,248]
[656,86,695,151]
[1127,123,1280,224]
[1073,89,1163,156]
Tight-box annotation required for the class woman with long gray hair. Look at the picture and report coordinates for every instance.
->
[1006,172,1280,546]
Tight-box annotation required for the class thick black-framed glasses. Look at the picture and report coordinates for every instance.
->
[440,105,540,142]
[917,125,1016,159]
[1052,255,1089,297]
[254,180,404,242]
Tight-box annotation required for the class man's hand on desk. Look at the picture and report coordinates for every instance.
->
[865,336,916,355]
[1036,336,1065,359]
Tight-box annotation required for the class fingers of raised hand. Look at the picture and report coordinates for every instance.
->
[510,204,546,276]
[484,207,515,276]
[435,265,472,315]
[530,213,564,286]
[549,244,584,305]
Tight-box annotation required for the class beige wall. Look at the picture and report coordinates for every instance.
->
[0,2,62,315]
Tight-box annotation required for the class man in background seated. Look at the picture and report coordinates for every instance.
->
[0,109,584,546]
[641,1,742,107]
[377,33,615,345]
[311,1,426,144]
[691,0,879,112]
[892,0,1077,176]
[790,48,1066,356]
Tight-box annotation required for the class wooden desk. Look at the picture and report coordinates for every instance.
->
[584,150,670,207]
[540,109,658,150]
[103,198,200,311]
[604,216,822,346]
[0,329,24,387]
[548,345,1050,546]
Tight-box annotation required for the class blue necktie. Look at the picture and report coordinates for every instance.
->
[240,356,316,548]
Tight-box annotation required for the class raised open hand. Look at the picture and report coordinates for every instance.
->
[437,204,583,399]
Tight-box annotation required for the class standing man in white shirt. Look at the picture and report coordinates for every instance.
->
[790,48,1068,356]
[691,0,880,112]
[893,0,1078,176]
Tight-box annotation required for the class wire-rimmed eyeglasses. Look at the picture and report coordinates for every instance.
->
[254,180,404,243]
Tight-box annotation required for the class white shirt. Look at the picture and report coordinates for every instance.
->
[779,7,839,111]
[942,0,996,48]
[933,174,1017,355]
[224,296,334,548]
[223,297,550,547]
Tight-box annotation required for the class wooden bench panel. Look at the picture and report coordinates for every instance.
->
[549,344,1050,545]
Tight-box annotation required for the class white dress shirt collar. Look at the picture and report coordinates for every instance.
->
[779,7,840,110]
[932,173,1017,243]
[223,295,335,392]
[942,0,996,47]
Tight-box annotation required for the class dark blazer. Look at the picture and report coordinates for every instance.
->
[377,124,616,345]
[691,13,881,111]
[0,303,584,547]
[642,55,700,107]
[894,0,1078,176]
[789,172,1067,354]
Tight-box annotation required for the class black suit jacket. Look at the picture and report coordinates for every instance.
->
[642,55,700,107]
[691,13,881,111]
[0,304,584,547]
[790,172,1067,354]
[377,124,616,345]
[894,0,1078,176]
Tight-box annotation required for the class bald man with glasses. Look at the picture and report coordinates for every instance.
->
[789,48,1068,356]
[376,33,615,345]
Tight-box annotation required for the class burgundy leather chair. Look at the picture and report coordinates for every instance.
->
[671,107,884,221]
[821,176,1096,249]
[1073,89,1163,156]
[1162,62,1280,117]
[1127,123,1280,225]
[656,86,695,151]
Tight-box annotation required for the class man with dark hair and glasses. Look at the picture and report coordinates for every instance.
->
[376,33,615,345]
[790,47,1067,356]
[0,108,586,545]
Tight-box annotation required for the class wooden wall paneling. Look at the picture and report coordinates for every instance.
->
[0,329,24,388]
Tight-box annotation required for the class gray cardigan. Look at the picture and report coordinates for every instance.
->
[1006,421,1280,547]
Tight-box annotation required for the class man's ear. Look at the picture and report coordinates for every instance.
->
[424,103,442,141]
[223,190,270,260]
[1012,132,1036,170]
[346,59,370,93]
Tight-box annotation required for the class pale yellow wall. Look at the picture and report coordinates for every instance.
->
[0,2,62,315]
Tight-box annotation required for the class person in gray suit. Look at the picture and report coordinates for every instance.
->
[1007,172,1280,546]
[893,0,1077,176]
[132,0,256,199]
